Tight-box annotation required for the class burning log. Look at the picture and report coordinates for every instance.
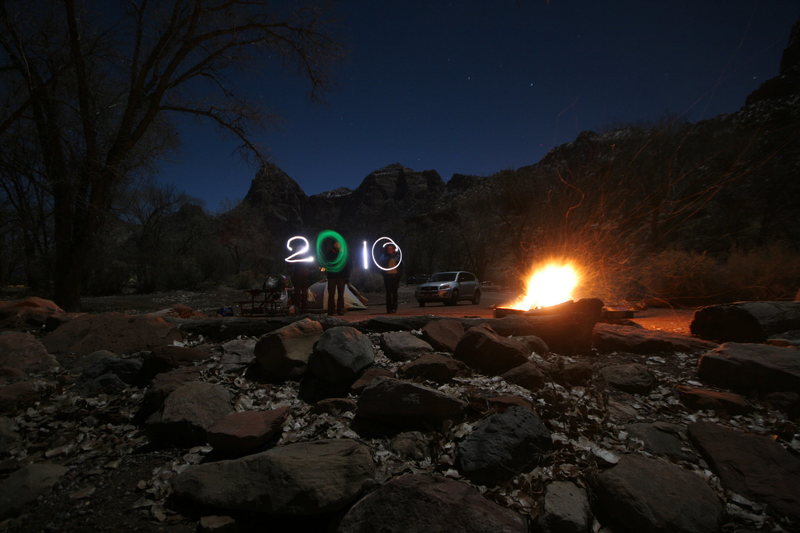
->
[690,301,800,343]
[489,298,604,354]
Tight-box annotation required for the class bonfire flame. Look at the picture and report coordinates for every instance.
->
[508,262,579,310]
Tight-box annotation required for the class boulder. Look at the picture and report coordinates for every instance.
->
[454,324,529,376]
[599,363,656,394]
[389,432,430,461]
[220,338,256,372]
[688,421,800,521]
[593,454,723,533]
[171,439,374,515]
[399,353,471,383]
[254,318,323,380]
[625,422,691,460]
[538,480,592,533]
[501,362,547,392]
[674,385,752,414]
[336,474,527,533]
[593,323,716,354]
[379,331,433,361]
[308,327,375,385]
[691,301,800,342]
[456,405,552,485]
[421,319,465,352]
[0,463,69,519]
[0,297,65,330]
[310,397,357,416]
[550,362,594,386]
[79,354,142,385]
[0,332,59,377]
[0,381,50,414]
[140,345,211,381]
[134,366,203,423]
[145,382,233,447]
[207,407,289,456]
[350,367,394,393]
[513,334,549,355]
[355,378,466,433]
[767,329,800,348]
[697,342,800,393]
[43,312,182,355]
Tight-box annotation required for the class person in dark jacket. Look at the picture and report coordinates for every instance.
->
[382,243,402,313]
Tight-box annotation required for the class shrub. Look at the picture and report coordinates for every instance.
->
[635,249,722,300]
[720,244,800,300]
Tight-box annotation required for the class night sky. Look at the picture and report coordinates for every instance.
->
[155,1,799,212]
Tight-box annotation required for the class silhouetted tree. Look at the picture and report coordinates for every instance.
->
[0,0,339,309]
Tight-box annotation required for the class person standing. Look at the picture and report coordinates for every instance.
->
[325,240,351,315]
[382,243,402,313]
[290,261,314,314]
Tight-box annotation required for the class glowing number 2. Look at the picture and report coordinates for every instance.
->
[285,236,314,263]
[371,237,403,271]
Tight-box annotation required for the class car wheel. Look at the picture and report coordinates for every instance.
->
[446,289,459,306]
[418,300,425,307]
[472,289,481,304]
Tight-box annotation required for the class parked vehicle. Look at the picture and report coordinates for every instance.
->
[414,271,481,306]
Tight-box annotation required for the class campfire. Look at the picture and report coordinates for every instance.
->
[495,262,580,318]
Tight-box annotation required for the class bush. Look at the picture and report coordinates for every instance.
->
[635,249,722,301]
[721,244,800,300]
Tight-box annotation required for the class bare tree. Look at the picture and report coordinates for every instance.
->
[0,0,339,309]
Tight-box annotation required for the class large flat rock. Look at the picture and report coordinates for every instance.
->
[593,323,717,354]
[337,474,526,532]
[697,342,800,393]
[171,439,374,515]
[688,421,800,521]
[43,312,182,355]
[594,454,723,533]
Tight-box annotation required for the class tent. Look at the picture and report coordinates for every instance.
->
[306,281,368,311]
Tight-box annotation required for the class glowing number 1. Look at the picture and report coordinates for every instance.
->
[362,241,370,270]
[285,236,314,263]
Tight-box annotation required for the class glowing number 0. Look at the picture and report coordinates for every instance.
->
[316,230,349,273]
[371,237,402,271]
[285,236,314,263]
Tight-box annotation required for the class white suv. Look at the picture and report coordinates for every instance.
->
[414,271,481,306]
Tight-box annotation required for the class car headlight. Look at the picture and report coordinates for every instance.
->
[439,283,452,289]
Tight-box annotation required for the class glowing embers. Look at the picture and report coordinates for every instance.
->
[507,262,580,310]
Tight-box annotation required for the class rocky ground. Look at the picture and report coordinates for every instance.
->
[0,295,798,532]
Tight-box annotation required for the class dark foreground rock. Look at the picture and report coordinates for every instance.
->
[697,342,800,393]
[593,323,717,354]
[0,463,69,519]
[145,382,233,447]
[379,331,433,361]
[399,353,471,383]
[454,324,529,376]
[43,312,182,355]
[593,454,724,533]
[171,439,374,514]
[207,407,290,456]
[457,405,552,485]
[599,363,656,394]
[688,421,800,521]
[0,332,60,377]
[336,474,527,533]
[308,326,375,385]
[254,317,323,380]
[420,319,465,352]
[538,480,591,533]
[355,378,466,433]
[691,301,800,342]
